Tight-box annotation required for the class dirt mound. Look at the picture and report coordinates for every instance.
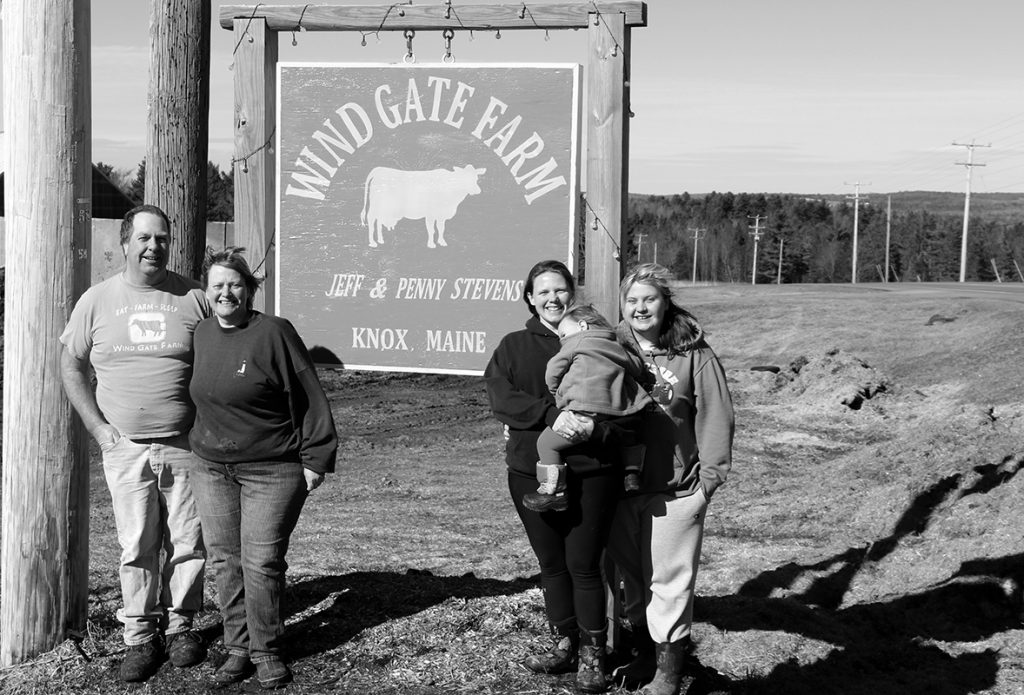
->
[731,347,889,412]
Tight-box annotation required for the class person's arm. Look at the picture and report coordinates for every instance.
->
[60,345,119,446]
[693,350,735,498]
[484,342,560,430]
[544,347,571,396]
[294,367,338,477]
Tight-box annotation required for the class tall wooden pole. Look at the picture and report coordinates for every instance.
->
[1,0,91,665]
[586,10,630,323]
[147,0,211,279]
[232,17,278,312]
[885,195,891,283]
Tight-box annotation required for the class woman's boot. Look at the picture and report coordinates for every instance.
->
[523,624,579,674]
[576,628,608,693]
[640,641,690,695]
[612,622,657,688]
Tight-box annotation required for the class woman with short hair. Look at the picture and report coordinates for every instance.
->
[188,246,338,689]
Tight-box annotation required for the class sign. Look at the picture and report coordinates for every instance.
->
[276,63,581,374]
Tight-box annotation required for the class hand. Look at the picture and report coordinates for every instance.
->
[304,469,325,493]
[553,411,594,442]
[93,423,121,451]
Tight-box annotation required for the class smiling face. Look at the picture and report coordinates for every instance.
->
[527,271,573,331]
[622,280,666,343]
[206,264,250,328]
[122,212,170,285]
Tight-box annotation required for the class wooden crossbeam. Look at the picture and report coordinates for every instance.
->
[219,2,646,31]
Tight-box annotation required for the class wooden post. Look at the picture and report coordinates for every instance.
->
[586,9,630,650]
[990,258,1002,283]
[585,9,630,323]
[146,0,211,279]
[232,17,278,311]
[1,0,91,665]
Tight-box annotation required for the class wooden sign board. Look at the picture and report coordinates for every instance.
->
[276,63,581,374]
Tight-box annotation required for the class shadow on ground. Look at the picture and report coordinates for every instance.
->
[706,455,1024,695]
[281,570,539,660]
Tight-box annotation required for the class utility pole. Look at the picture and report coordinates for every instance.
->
[844,181,869,283]
[688,226,706,283]
[884,195,892,283]
[636,233,646,262]
[777,237,784,284]
[748,215,766,285]
[953,140,991,282]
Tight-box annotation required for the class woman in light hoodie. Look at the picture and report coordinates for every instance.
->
[609,263,735,695]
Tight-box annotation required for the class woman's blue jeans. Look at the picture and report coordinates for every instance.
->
[189,455,307,663]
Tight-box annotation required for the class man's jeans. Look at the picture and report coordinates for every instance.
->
[188,456,308,663]
[100,433,205,645]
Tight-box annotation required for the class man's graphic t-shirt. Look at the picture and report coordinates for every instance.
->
[60,272,210,438]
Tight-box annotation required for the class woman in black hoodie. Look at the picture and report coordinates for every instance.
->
[483,259,621,693]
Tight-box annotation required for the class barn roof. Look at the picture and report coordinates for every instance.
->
[0,165,135,219]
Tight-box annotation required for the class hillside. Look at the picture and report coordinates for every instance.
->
[792,191,1024,223]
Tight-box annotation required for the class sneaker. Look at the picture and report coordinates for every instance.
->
[256,658,293,689]
[166,630,207,667]
[214,654,255,685]
[120,638,163,682]
[523,490,568,512]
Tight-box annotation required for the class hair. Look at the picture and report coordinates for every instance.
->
[523,260,575,317]
[560,303,613,330]
[620,263,704,354]
[202,246,263,309]
[120,204,171,246]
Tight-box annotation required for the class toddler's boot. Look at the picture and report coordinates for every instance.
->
[523,462,568,512]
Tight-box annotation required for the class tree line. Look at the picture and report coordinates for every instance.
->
[626,192,1024,283]
[92,165,1024,283]
[96,160,234,222]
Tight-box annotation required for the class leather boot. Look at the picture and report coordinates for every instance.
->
[576,628,608,693]
[640,640,691,695]
[612,622,657,688]
[523,624,579,674]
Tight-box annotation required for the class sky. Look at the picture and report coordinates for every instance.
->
[10,0,1024,195]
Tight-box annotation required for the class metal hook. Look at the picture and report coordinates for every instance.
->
[404,29,415,63]
[442,28,455,63]
[445,0,453,19]
[518,3,526,19]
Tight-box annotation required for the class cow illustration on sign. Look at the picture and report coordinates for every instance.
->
[360,164,486,249]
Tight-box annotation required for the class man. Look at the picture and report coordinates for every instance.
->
[60,204,210,682]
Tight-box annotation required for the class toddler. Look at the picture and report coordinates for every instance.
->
[526,303,652,512]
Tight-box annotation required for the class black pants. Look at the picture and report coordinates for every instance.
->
[508,468,619,633]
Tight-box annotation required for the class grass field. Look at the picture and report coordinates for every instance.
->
[2,283,1023,694]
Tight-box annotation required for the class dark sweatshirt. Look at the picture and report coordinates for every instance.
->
[189,312,338,473]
